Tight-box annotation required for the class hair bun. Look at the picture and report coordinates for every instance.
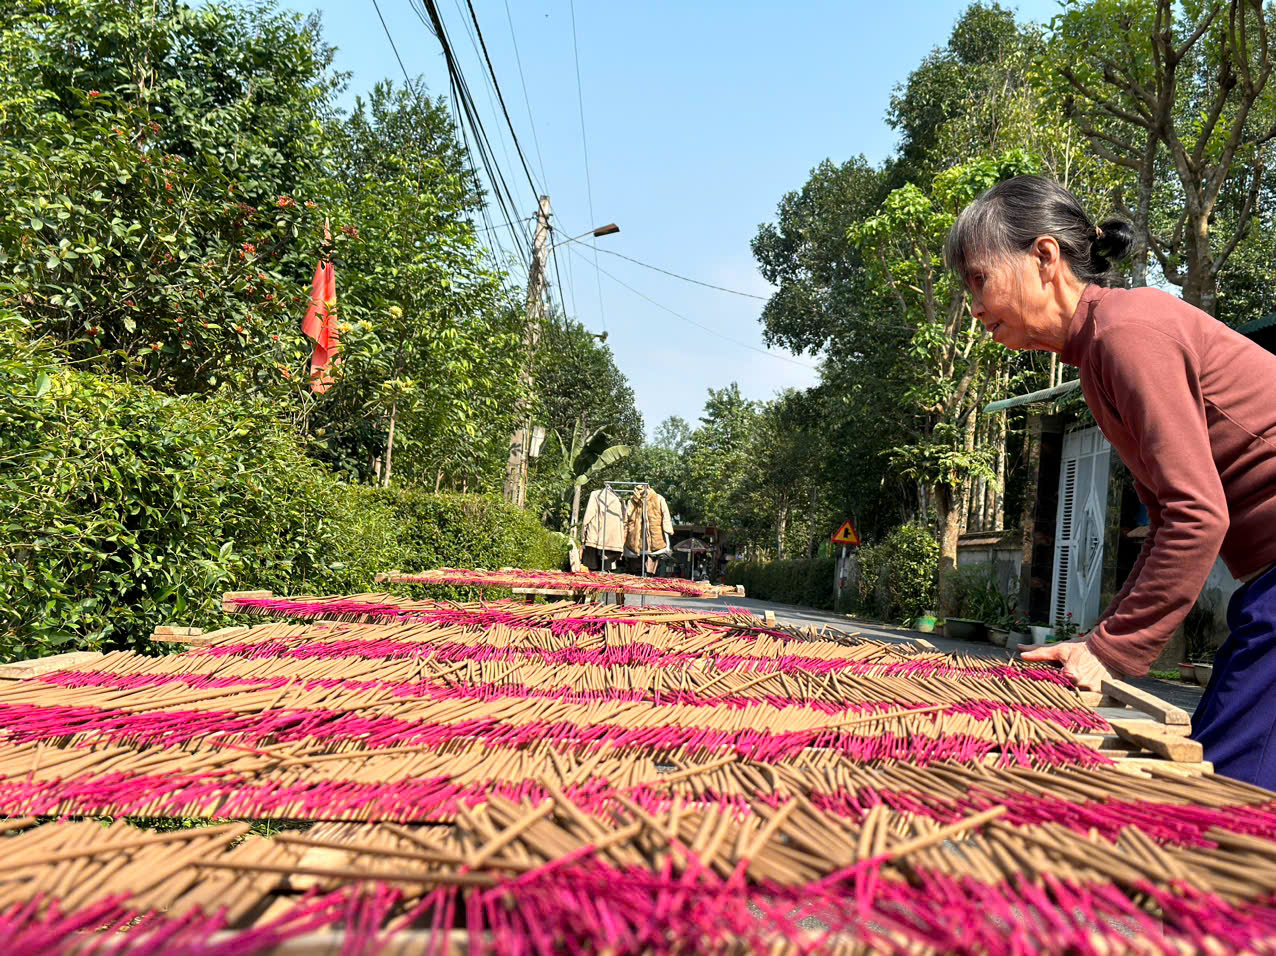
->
[1092,218,1134,262]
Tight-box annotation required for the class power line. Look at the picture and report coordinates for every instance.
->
[452,0,523,212]
[568,246,819,371]
[568,0,607,332]
[370,0,415,91]
[583,245,770,300]
[412,0,533,264]
[371,0,525,286]
[473,216,534,234]
[548,228,571,327]
[503,0,549,187]
[464,0,540,198]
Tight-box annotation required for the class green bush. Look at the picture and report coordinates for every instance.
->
[853,523,938,624]
[0,318,399,659]
[375,489,569,600]
[726,557,836,610]
[0,317,567,660]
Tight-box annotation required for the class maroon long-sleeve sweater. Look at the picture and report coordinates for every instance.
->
[1062,285,1276,677]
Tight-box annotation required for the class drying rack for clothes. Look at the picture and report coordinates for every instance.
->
[601,480,652,607]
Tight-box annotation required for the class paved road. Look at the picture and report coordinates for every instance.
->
[623,590,1205,714]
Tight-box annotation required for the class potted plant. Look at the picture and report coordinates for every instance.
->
[1046,612,1079,644]
[950,566,1014,644]
[1028,622,1055,644]
[1007,614,1030,649]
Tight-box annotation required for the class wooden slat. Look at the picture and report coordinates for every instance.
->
[1109,720,1203,762]
[1099,679,1190,726]
[1111,759,1214,777]
[152,626,204,641]
[0,651,107,679]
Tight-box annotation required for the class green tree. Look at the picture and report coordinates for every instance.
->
[848,151,1038,612]
[525,317,643,524]
[1051,0,1276,313]
[0,0,338,394]
[306,80,524,491]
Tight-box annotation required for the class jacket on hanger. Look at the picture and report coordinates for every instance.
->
[624,488,673,555]
[581,488,626,552]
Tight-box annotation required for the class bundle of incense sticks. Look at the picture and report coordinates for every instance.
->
[380,567,742,599]
[2,595,1275,953]
[226,593,787,638]
[5,784,1276,953]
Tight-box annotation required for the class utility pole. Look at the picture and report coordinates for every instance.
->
[503,195,551,507]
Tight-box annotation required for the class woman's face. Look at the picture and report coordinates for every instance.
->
[965,251,1052,351]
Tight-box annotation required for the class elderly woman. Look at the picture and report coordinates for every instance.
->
[945,175,1276,789]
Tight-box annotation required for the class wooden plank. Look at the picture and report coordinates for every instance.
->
[0,651,107,680]
[152,626,203,638]
[1099,679,1190,726]
[155,624,252,646]
[1111,759,1213,778]
[222,590,272,612]
[1109,720,1203,762]
[1077,734,1142,753]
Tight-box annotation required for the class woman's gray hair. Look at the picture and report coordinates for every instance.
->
[944,175,1133,287]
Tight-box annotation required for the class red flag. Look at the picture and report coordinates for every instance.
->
[301,260,338,393]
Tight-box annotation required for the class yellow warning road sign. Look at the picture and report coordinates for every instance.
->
[831,519,860,547]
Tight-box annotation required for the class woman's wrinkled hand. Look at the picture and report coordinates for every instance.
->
[1018,637,1115,691]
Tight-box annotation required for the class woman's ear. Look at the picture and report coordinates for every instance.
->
[1034,236,1061,281]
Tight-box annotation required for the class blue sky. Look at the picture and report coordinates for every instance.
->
[310,0,1063,438]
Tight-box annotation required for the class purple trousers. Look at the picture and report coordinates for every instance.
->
[1192,564,1276,791]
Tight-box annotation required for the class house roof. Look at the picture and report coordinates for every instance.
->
[1236,314,1276,336]
[983,379,1082,415]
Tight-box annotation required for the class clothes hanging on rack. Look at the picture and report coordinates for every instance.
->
[581,488,626,552]
[624,554,661,576]
[582,546,622,572]
[623,488,673,557]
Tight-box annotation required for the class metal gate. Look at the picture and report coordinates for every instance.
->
[1050,426,1111,630]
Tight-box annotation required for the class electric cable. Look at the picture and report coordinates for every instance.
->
[582,245,770,300]
[568,246,819,370]
[568,0,607,332]
[464,0,541,198]
[503,0,549,187]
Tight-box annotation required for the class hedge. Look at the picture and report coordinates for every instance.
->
[0,318,566,661]
[375,489,569,601]
[726,557,836,610]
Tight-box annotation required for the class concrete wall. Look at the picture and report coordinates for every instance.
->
[956,530,1022,600]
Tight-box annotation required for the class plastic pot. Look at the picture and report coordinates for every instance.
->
[1028,625,1055,644]
[944,618,984,641]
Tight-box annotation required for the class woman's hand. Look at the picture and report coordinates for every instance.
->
[1018,638,1116,691]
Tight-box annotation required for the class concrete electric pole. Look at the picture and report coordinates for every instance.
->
[503,195,551,507]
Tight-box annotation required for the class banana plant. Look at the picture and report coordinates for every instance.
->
[546,417,631,540]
